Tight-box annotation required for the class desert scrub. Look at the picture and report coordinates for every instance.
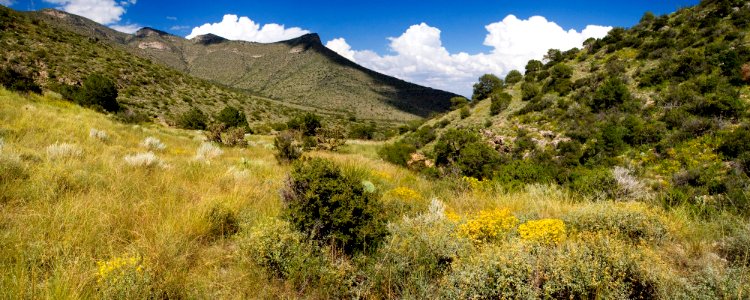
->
[243,219,354,297]
[457,208,519,244]
[441,233,670,299]
[96,254,152,298]
[0,152,27,185]
[123,152,163,169]
[563,202,669,243]
[46,142,82,160]
[274,130,302,163]
[440,243,536,299]
[140,136,166,151]
[368,199,472,298]
[280,158,387,254]
[195,142,223,162]
[518,219,567,245]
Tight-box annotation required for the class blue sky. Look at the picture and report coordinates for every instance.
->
[7,0,700,95]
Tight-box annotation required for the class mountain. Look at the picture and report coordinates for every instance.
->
[29,9,458,121]
[0,5,300,125]
[384,0,750,213]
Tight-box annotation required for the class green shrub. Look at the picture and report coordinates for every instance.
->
[378,140,417,167]
[459,107,470,119]
[472,74,503,101]
[449,96,469,110]
[349,122,377,140]
[176,107,208,130]
[215,106,247,128]
[244,219,353,296]
[441,243,536,299]
[434,128,501,179]
[591,77,631,112]
[280,158,387,254]
[520,82,540,101]
[0,153,27,185]
[489,92,511,116]
[567,167,618,200]
[504,70,523,85]
[76,74,120,112]
[274,130,303,164]
[287,113,321,136]
[206,204,239,239]
[718,126,750,158]
[563,202,668,243]
[0,67,41,94]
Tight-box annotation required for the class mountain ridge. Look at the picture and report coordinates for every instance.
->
[28,9,458,121]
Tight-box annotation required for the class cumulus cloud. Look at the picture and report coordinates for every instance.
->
[43,0,134,24]
[110,23,141,33]
[0,0,15,6]
[186,14,310,43]
[325,15,611,96]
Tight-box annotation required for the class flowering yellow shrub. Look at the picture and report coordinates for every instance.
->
[371,170,393,181]
[518,219,566,245]
[462,176,492,191]
[388,186,422,201]
[458,208,518,243]
[96,254,150,297]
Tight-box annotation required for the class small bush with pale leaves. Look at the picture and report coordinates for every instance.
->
[0,137,4,152]
[47,143,83,160]
[141,137,165,151]
[89,128,108,141]
[124,152,163,168]
[612,166,651,201]
[195,142,223,161]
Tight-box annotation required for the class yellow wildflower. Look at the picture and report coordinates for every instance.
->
[371,170,393,181]
[458,208,518,243]
[388,186,421,201]
[518,218,566,245]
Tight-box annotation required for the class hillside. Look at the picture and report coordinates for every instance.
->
[0,6,301,126]
[29,9,458,121]
[384,0,750,214]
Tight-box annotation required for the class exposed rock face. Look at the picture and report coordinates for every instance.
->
[138,41,168,50]
[42,10,68,19]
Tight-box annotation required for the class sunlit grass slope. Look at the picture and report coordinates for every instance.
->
[1,88,749,298]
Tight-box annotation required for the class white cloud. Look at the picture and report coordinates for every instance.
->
[43,0,134,24]
[0,0,15,6]
[186,14,310,43]
[169,25,190,31]
[110,23,141,33]
[325,15,611,96]
[166,16,177,21]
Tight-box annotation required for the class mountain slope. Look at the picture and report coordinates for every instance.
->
[30,9,458,121]
[0,5,299,125]
[386,0,750,213]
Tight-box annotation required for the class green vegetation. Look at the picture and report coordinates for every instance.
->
[281,158,387,254]
[0,88,749,298]
[472,73,504,101]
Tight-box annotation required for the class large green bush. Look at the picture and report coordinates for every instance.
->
[0,67,41,94]
[378,140,417,167]
[76,74,120,112]
[280,158,387,254]
[472,74,503,101]
[176,107,208,130]
[504,70,523,85]
[215,106,247,128]
[434,128,501,179]
[287,113,321,136]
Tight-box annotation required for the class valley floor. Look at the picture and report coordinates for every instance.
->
[1,89,749,298]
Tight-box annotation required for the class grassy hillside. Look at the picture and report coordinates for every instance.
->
[29,9,458,121]
[384,0,750,216]
[1,86,749,298]
[0,5,301,126]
